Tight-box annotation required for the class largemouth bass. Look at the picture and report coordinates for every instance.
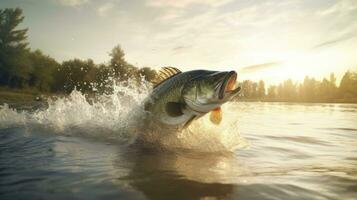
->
[144,67,241,130]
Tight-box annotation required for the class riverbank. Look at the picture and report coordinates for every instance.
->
[0,87,51,107]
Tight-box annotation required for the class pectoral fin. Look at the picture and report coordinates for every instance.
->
[183,115,196,129]
[209,107,222,125]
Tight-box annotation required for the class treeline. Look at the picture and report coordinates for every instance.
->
[0,8,156,94]
[240,72,357,103]
[1,8,357,103]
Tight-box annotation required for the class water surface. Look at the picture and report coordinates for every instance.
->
[1,102,357,200]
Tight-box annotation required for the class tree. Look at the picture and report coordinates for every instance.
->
[282,79,297,99]
[251,82,258,98]
[329,73,338,99]
[267,85,277,99]
[339,71,357,98]
[109,45,138,79]
[300,76,318,101]
[257,80,265,98]
[0,8,28,50]
[28,50,59,91]
[241,80,253,98]
[54,59,97,93]
[0,8,31,88]
[277,83,284,98]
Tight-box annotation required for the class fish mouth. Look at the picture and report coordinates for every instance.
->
[218,71,240,99]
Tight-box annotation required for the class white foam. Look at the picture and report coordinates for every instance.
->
[0,79,247,152]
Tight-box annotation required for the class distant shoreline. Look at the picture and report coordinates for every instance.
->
[1,88,356,106]
[238,98,357,104]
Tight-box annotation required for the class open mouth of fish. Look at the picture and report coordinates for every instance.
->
[218,71,240,99]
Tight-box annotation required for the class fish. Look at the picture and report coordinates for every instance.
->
[143,67,241,130]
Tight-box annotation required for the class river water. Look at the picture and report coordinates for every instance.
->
[0,86,356,200]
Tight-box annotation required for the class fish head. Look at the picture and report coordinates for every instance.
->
[182,70,241,114]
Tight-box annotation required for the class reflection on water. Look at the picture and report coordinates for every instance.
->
[116,151,236,200]
[1,102,357,200]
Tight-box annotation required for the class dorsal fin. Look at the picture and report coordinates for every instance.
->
[153,67,181,87]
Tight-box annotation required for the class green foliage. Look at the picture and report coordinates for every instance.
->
[0,8,31,88]
[54,59,97,93]
[0,8,28,50]
[28,50,59,91]
[0,8,157,95]
[110,45,138,80]
[52,46,158,94]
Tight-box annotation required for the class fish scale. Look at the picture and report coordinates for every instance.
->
[144,68,241,131]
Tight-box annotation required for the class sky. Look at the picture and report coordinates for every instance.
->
[1,0,357,84]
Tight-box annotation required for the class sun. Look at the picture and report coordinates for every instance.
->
[263,48,344,84]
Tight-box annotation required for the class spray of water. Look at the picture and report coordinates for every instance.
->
[0,79,247,152]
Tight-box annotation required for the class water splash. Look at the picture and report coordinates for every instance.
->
[135,102,248,152]
[0,79,246,152]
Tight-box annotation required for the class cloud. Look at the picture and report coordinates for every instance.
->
[317,0,357,17]
[172,46,190,51]
[147,0,232,8]
[58,0,89,6]
[156,9,185,22]
[238,62,282,73]
[313,33,357,49]
[313,0,357,49]
[172,45,192,54]
[144,1,303,68]
[97,2,115,17]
